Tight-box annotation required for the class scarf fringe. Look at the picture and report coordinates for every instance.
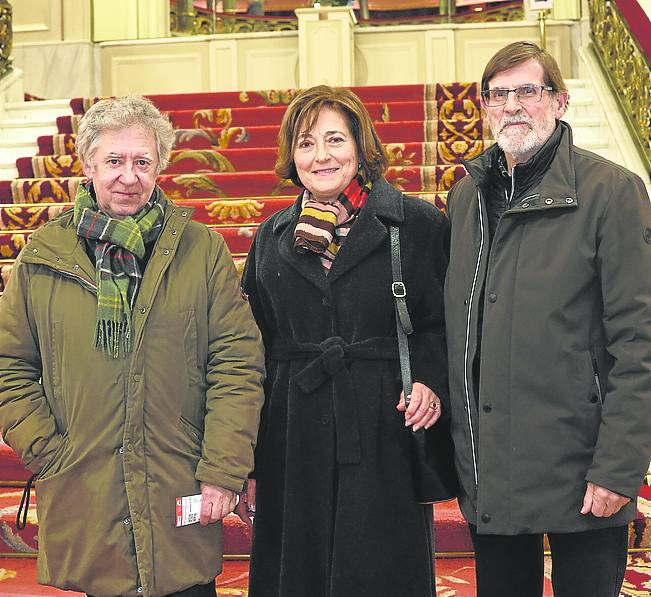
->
[96,319,132,359]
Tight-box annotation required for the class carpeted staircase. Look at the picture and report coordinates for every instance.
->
[0,83,649,596]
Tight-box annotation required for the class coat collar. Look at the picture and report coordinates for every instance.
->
[272,177,404,292]
[464,121,579,213]
[21,188,194,292]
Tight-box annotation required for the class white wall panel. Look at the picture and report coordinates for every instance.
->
[105,51,204,95]
[355,37,421,85]
[425,30,456,83]
[13,0,62,43]
[241,48,298,90]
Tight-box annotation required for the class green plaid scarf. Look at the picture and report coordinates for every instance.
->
[73,182,166,358]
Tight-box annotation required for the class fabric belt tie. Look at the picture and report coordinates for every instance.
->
[270,336,398,464]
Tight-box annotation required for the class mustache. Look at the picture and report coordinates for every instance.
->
[498,116,533,133]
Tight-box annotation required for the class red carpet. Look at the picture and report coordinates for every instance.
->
[1,554,650,596]
[38,120,489,155]
[1,480,650,558]
[68,83,481,115]
[1,83,650,595]
[20,141,488,178]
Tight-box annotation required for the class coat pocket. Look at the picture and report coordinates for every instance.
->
[35,433,69,481]
[181,309,202,386]
[178,415,203,457]
[591,357,603,405]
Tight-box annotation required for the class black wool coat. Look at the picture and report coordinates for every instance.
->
[242,177,450,597]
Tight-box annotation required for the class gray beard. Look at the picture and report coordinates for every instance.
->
[491,114,556,161]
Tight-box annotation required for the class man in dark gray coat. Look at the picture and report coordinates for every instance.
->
[445,40,651,597]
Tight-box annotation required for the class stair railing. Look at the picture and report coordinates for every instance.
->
[589,0,651,174]
[0,0,12,81]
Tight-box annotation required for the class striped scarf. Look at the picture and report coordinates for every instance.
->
[293,173,372,271]
[73,182,166,358]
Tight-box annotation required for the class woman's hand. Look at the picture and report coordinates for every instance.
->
[235,479,256,530]
[397,382,442,431]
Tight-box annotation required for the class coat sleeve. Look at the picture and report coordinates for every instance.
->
[407,203,452,419]
[0,254,65,474]
[586,172,651,499]
[240,229,274,478]
[195,231,266,492]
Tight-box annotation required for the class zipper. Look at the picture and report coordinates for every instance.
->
[462,190,484,486]
[462,167,517,487]
[39,262,97,294]
[508,166,516,205]
[56,269,97,293]
[592,358,603,405]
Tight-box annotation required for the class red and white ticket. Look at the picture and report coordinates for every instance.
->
[175,494,202,527]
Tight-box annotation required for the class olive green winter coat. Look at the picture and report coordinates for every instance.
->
[0,195,265,596]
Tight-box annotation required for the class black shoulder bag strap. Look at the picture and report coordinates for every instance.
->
[389,225,414,404]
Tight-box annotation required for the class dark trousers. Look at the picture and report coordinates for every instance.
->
[468,524,628,597]
[87,581,216,597]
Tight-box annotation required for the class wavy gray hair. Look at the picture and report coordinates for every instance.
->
[76,96,175,172]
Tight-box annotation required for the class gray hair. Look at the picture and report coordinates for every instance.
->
[76,96,175,172]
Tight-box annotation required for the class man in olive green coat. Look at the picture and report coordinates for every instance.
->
[0,97,265,597]
[445,42,651,596]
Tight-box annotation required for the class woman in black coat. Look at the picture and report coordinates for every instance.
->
[240,85,451,597]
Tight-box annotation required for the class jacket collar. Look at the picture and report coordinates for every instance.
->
[464,120,578,213]
[21,188,194,291]
[272,177,404,292]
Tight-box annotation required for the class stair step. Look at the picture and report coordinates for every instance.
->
[0,123,59,143]
[3,99,71,122]
[0,163,18,179]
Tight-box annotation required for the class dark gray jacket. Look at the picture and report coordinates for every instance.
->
[445,121,651,535]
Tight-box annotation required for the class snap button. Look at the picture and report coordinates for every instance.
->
[322,297,329,306]
[118,446,124,454]
[163,248,170,255]
[137,587,143,594]
[481,513,491,523]
[133,374,141,382]
[565,197,574,204]
[181,210,188,217]
[55,256,61,262]
[488,293,497,303]
[589,394,599,404]
[521,202,530,208]
[73,264,80,269]
[483,404,492,413]
[544,198,554,205]
[140,307,147,314]
[172,229,177,235]
[123,517,131,525]
[32,248,38,253]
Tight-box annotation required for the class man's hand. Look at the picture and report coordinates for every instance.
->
[397,382,442,431]
[234,479,256,530]
[580,481,630,518]
[199,482,237,526]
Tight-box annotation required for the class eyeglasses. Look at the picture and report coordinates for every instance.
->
[481,84,554,107]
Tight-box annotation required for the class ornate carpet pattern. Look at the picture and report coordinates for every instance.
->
[0,82,487,293]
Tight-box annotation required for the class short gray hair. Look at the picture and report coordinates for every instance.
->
[76,96,175,172]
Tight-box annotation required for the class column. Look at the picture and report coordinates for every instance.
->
[296,6,356,88]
